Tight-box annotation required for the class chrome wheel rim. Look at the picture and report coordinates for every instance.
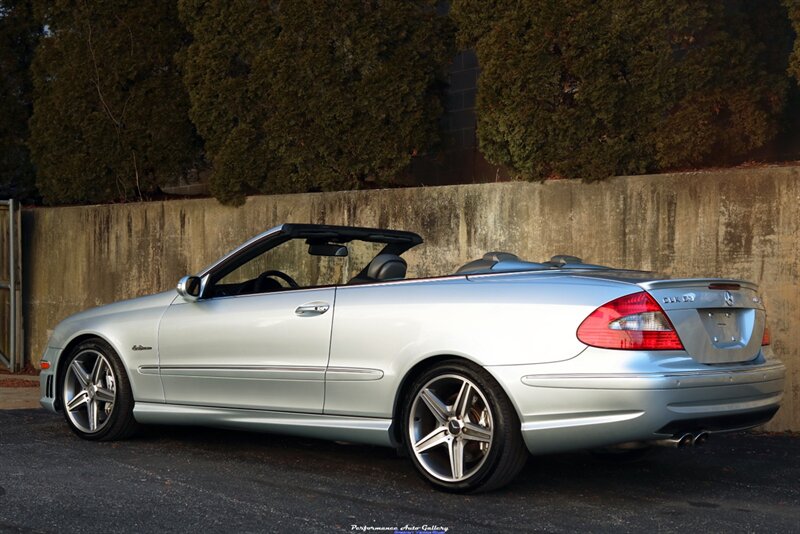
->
[408,374,494,482]
[63,350,117,434]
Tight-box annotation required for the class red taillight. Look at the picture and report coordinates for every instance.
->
[576,291,684,350]
[761,325,771,346]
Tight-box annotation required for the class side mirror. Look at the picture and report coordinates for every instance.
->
[176,275,202,302]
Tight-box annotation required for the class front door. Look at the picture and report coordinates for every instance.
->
[157,287,334,412]
[157,233,345,413]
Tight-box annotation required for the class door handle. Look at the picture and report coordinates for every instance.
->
[295,302,330,316]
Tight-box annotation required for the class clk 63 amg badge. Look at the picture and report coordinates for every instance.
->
[662,293,695,304]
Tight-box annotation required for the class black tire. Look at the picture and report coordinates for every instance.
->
[60,338,139,441]
[402,360,528,493]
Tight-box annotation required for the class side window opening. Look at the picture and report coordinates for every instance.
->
[209,238,386,297]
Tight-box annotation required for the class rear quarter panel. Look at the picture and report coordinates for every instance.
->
[324,273,639,417]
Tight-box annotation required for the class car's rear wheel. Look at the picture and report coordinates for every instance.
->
[61,339,138,440]
[403,360,528,492]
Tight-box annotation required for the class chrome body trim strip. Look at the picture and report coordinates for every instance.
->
[157,365,326,381]
[521,410,645,432]
[521,362,786,390]
[325,367,384,381]
[137,365,384,381]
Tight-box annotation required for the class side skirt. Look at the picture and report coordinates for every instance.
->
[133,402,394,447]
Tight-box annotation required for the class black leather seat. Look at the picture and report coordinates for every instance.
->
[349,253,407,284]
[368,253,407,280]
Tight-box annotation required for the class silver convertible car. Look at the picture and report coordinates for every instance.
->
[40,223,785,492]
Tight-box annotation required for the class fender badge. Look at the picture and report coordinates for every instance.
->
[131,345,153,351]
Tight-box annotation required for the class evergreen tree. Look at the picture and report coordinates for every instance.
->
[0,0,38,200]
[784,0,800,81]
[179,0,453,206]
[28,0,199,204]
[453,0,792,181]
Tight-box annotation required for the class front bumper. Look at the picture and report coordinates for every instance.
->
[39,347,60,413]
[486,347,785,455]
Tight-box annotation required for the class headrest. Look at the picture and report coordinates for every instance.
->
[367,254,407,281]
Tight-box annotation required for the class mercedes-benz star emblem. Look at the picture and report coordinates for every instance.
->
[724,291,735,307]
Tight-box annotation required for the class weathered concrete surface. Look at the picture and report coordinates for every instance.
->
[21,166,800,430]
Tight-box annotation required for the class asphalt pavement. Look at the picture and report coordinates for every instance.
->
[0,409,798,533]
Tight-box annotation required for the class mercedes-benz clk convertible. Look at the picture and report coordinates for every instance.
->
[40,223,785,492]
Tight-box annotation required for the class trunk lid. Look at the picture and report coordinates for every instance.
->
[638,279,765,364]
[468,268,767,364]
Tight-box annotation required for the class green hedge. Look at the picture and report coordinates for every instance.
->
[28,0,199,204]
[179,0,454,206]
[14,1,800,205]
[453,0,793,181]
[785,0,800,82]
[0,0,38,200]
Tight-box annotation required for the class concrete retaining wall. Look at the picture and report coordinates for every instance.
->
[22,166,800,430]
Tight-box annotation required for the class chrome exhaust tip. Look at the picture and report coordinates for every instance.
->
[653,433,694,448]
[692,431,709,447]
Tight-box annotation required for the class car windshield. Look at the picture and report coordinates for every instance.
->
[217,238,386,288]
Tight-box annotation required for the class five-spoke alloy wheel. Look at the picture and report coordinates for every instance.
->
[60,339,138,440]
[64,349,117,433]
[403,361,528,492]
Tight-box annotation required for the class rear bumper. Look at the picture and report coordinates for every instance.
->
[487,348,786,455]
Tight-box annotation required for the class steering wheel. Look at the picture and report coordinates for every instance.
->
[257,269,299,289]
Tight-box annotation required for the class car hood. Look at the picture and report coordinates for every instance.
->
[48,290,178,348]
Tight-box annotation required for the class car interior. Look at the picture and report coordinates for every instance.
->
[209,239,412,297]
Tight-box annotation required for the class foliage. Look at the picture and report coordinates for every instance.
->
[452,0,793,181]
[179,0,454,206]
[450,0,512,49]
[28,0,199,204]
[0,0,39,200]
[784,0,800,81]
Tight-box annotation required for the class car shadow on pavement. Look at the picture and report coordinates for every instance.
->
[131,420,799,507]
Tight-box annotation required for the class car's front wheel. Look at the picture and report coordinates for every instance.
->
[403,360,528,492]
[60,339,138,440]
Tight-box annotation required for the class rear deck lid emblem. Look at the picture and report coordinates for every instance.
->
[724,291,734,307]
